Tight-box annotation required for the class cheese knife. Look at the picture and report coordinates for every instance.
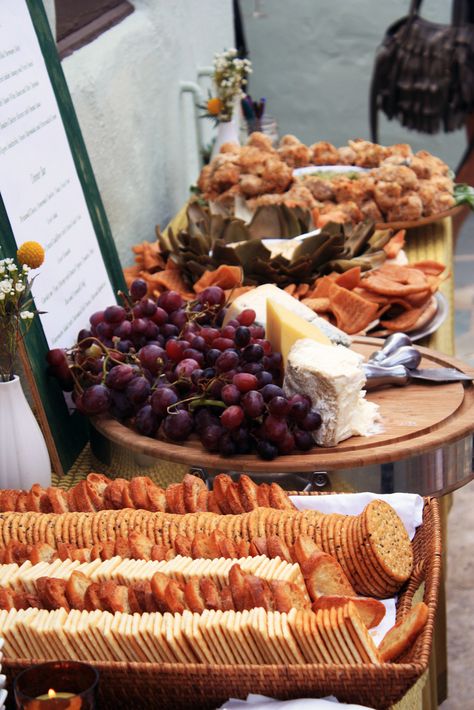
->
[363,363,474,390]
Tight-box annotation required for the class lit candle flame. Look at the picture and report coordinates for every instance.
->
[48,689,56,699]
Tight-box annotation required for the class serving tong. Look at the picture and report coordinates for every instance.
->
[363,332,473,390]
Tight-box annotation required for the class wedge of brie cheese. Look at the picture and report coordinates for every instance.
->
[283,339,380,447]
[223,284,351,346]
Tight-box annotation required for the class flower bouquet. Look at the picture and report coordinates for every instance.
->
[201,49,252,125]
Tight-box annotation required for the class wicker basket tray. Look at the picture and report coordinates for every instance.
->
[3,496,441,710]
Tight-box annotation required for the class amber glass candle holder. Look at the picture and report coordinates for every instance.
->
[14,661,98,710]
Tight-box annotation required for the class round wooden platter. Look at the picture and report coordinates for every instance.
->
[375,204,463,231]
[92,338,474,473]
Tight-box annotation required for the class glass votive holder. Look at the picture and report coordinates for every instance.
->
[14,661,98,710]
[245,115,279,146]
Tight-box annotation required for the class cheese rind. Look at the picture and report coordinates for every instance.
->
[223,284,351,346]
[283,339,380,447]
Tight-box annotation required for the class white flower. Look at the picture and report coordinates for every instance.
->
[22,264,30,273]
[15,282,25,293]
[0,280,12,293]
[20,310,34,320]
[7,263,17,272]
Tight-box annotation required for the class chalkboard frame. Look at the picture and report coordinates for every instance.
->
[0,0,126,474]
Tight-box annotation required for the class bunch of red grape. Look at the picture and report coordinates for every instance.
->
[46,280,322,460]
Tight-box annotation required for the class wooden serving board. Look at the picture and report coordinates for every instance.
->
[92,338,474,473]
[375,204,462,231]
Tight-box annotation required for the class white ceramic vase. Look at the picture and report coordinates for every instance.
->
[0,376,51,488]
[211,119,240,159]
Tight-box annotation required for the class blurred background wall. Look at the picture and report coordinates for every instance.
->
[241,0,465,168]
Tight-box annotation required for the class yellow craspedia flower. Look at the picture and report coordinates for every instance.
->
[207,97,222,116]
[17,241,45,269]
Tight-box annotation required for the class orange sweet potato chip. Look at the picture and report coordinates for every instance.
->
[193,265,243,293]
[328,282,379,334]
[225,286,254,301]
[284,284,297,296]
[296,283,310,298]
[335,266,361,291]
[383,230,406,259]
[379,304,427,332]
[353,287,390,306]
[142,269,190,295]
[412,260,446,276]
[309,276,335,299]
[301,297,331,312]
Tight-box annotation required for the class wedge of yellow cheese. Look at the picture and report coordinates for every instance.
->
[266,299,332,368]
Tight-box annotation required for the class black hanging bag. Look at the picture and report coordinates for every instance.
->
[370,0,474,142]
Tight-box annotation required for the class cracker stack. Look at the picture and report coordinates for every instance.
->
[0,604,381,666]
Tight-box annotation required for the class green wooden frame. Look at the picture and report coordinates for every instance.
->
[0,0,125,474]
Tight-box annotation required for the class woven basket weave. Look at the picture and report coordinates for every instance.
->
[3,496,441,710]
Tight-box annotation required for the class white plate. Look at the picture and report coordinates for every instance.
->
[293,164,369,177]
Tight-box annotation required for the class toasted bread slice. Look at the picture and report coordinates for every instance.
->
[174,534,192,557]
[4,541,29,564]
[13,592,43,609]
[165,483,186,514]
[229,564,252,612]
[129,531,153,560]
[183,474,207,513]
[270,580,310,613]
[293,536,324,576]
[30,543,57,565]
[256,483,271,508]
[165,579,187,614]
[85,473,110,510]
[145,480,166,512]
[98,580,132,613]
[151,544,169,562]
[104,479,129,509]
[250,537,268,557]
[220,585,235,611]
[114,536,131,559]
[121,481,135,509]
[226,483,246,514]
[0,589,14,610]
[46,487,69,514]
[184,576,206,613]
[70,548,92,563]
[245,575,273,611]
[191,533,220,560]
[128,580,156,613]
[90,544,103,560]
[199,578,221,611]
[72,480,96,512]
[266,535,293,563]
[0,489,19,512]
[100,541,116,560]
[379,602,429,662]
[66,571,91,611]
[36,577,70,611]
[238,475,259,511]
[129,476,153,510]
[56,542,77,562]
[312,595,386,630]
[151,571,171,613]
[207,491,221,514]
[305,552,356,600]
[237,540,250,557]
[15,491,30,512]
[211,530,237,558]
[269,483,295,510]
[25,484,45,512]
[84,582,103,611]
[212,474,233,514]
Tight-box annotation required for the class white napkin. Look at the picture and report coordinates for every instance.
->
[219,694,375,709]
[289,492,424,540]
